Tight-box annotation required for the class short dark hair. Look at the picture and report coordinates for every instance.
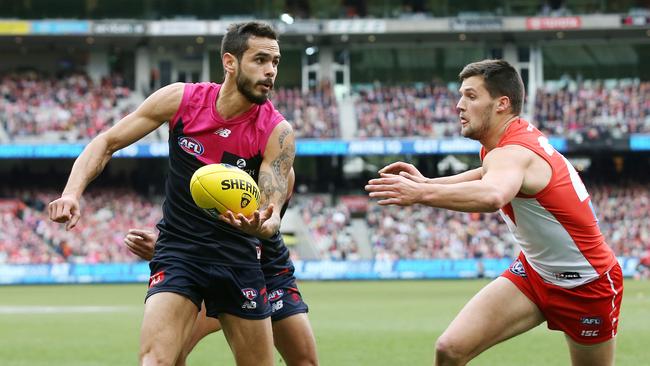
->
[458,59,524,115]
[221,21,279,61]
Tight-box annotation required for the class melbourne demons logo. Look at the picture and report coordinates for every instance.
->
[148,271,165,288]
[241,288,258,300]
[178,137,204,156]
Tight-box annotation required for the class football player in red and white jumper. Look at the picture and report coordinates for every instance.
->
[366,59,623,366]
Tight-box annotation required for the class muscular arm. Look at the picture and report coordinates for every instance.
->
[366,146,530,212]
[61,83,184,199]
[49,83,184,229]
[377,161,482,185]
[257,121,296,234]
[419,146,529,212]
[427,167,483,185]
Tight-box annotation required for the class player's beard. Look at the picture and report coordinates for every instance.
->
[236,66,272,105]
[462,101,493,141]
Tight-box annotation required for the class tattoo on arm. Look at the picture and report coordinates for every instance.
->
[259,126,295,209]
[278,128,290,149]
[257,171,282,210]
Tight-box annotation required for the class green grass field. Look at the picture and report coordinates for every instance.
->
[0,279,648,365]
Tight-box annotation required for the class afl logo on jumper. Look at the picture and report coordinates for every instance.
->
[178,137,204,156]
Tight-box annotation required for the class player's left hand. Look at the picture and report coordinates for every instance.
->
[219,204,278,239]
[365,173,423,206]
[123,229,156,261]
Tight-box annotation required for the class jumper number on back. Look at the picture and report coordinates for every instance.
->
[537,136,589,202]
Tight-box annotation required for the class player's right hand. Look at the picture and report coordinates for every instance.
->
[219,204,277,239]
[48,195,81,231]
[124,229,156,261]
[378,161,427,183]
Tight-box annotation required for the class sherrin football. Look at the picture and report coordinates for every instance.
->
[190,163,261,218]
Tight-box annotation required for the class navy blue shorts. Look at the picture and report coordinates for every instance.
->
[266,274,309,322]
[145,255,270,320]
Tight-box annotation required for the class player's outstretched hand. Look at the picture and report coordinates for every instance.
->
[365,173,423,206]
[124,229,156,261]
[378,162,428,183]
[219,204,276,239]
[48,195,81,231]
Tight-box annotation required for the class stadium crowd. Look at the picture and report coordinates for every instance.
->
[1,183,647,264]
[0,72,339,141]
[354,80,650,138]
[367,205,516,260]
[296,195,361,260]
[2,72,649,141]
[0,72,135,142]
[0,189,161,264]
[534,80,650,139]
[366,183,650,260]
[354,82,460,138]
[273,82,340,139]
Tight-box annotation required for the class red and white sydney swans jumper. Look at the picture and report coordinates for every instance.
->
[481,118,617,288]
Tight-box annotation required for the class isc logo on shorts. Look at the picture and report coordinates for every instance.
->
[149,271,165,288]
[579,316,603,337]
[580,330,600,337]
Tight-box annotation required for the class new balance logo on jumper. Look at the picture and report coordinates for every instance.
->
[214,128,231,138]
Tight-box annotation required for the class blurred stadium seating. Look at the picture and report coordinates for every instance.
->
[0,72,136,143]
[4,75,649,141]
[1,183,646,264]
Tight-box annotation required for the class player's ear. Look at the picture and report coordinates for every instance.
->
[496,96,511,113]
[223,53,237,74]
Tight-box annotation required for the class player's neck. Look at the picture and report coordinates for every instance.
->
[481,114,519,151]
[216,81,255,120]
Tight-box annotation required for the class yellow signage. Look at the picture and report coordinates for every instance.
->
[0,21,30,35]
